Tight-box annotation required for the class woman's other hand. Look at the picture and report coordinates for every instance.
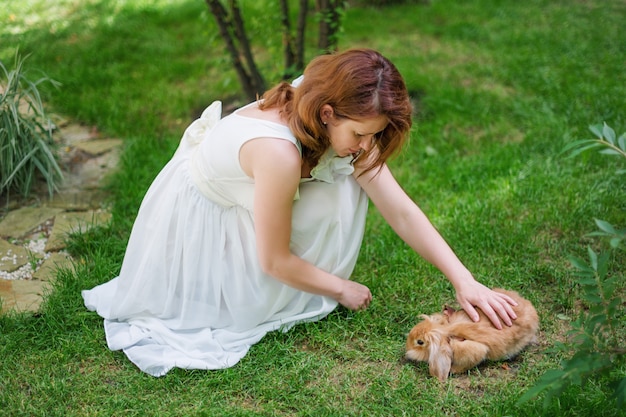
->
[336,280,372,311]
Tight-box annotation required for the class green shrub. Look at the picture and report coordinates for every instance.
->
[0,52,62,199]
[519,123,626,409]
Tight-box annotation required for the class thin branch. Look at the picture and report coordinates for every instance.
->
[205,0,256,99]
[230,0,265,96]
[295,0,308,71]
[279,0,295,77]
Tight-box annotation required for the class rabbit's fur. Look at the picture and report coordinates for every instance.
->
[405,288,539,381]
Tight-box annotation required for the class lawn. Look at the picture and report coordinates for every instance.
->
[1,0,625,416]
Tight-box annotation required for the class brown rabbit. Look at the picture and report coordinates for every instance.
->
[405,288,539,381]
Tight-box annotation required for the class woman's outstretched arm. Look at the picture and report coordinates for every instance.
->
[355,163,517,329]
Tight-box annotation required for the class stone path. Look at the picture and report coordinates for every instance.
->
[0,115,120,314]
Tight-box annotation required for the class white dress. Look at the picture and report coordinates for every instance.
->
[82,100,368,377]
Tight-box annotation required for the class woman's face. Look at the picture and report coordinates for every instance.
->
[321,105,388,158]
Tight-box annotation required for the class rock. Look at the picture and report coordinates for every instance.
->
[0,278,51,314]
[59,123,97,145]
[0,207,64,239]
[45,190,109,211]
[45,211,112,251]
[69,148,120,190]
[32,252,73,281]
[74,138,123,156]
[0,115,119,314]
[0,240,29,273]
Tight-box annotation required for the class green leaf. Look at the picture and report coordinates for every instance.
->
[599,149,621,156]
[577,277,597,286]
[611,377,626,408]
[589,123,603,139]
[584,313,607,331]
[597,251,610,278]
[602,122,616,144]
[582,293,603,304]
[594,219,618,234]
[568,255,593,273]
[565,142,601,158]
[603,276,619,294]
[607,297,621,315]
[586,231,609,238]
[516,369,567,405]
[586,246,598,270]
[618,134,626,152]
[562,138,594,151]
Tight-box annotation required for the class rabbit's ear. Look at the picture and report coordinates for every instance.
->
[443,305,456,316]
[427,331,453,382]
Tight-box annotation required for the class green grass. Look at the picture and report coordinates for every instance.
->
[1,0,625,416]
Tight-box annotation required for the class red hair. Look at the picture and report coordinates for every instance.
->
[260,49,413,174]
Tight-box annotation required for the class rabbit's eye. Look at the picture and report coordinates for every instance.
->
[416,339,424,346]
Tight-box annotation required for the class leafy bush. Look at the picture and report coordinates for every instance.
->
[519,123,626,409]
[0,52,62,199]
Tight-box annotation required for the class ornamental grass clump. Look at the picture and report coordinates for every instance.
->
[0,52,62,199]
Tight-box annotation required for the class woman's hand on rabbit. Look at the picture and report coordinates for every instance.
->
[455,279,518,329]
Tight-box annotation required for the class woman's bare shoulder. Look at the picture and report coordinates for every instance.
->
[237,103,287,126]
[240,137,301,179]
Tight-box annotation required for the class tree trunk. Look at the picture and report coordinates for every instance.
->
[206,0,346,99]
[279,0,296,79]
[316,0,343,52]
[205,0,265,100]
[295,0,309,71]
[229,0,265,96]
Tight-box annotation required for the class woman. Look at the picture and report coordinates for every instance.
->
[83,49,517,377]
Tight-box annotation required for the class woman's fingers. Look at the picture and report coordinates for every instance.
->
[338,280,372,311]
[459,288,519,329]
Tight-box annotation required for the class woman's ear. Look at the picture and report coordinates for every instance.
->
[320,104,334,124]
